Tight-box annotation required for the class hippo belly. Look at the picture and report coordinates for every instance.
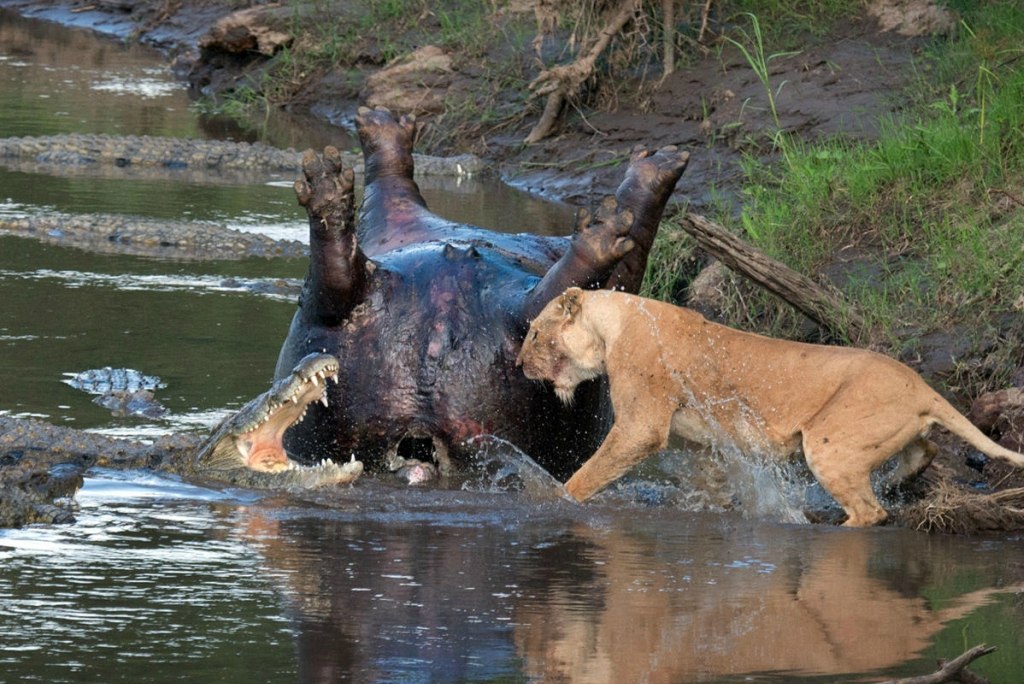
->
[277,243,605,476]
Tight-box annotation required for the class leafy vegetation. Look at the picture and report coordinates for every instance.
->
[646,2,1024,391]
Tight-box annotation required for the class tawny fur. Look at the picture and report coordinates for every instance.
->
[517,288,1024,526]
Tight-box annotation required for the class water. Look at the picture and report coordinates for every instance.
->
[2,474,1023,683]
[2,10,1024,684]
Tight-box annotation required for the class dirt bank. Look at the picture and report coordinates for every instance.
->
[0,0,923,209]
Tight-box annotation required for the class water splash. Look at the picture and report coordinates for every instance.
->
[459,435,568,501]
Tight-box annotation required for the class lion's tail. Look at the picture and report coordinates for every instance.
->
[929,393,1024,467]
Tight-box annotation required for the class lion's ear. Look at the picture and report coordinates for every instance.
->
[559,287,584,321]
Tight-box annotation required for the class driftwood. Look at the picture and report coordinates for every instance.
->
[878,644,996,684]
[525,0,641,144]
[680,212,865,339]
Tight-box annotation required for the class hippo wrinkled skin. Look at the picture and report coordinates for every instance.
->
[276,107,689,479]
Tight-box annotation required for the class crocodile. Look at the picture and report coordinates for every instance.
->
[0,353,363,528]
[0,133,481,176]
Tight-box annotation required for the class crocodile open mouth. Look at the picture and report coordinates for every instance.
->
[235,355,339,472]
[201,353,351,476]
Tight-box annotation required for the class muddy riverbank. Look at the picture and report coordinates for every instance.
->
[0,0,925,206]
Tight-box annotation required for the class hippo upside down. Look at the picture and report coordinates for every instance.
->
[275,107,689,479]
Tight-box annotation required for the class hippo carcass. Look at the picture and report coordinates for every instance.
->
[276,107,689,479]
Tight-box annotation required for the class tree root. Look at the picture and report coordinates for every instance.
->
[897,477,1024,534]
[525,0,641,144]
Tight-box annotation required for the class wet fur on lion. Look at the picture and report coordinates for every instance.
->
[517,288,1024,527]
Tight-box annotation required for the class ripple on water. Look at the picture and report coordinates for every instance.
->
[0,472,297,681]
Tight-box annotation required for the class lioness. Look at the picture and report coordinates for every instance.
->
[517,287,1024,526]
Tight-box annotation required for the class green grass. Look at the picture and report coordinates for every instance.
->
[644,3,1024,357]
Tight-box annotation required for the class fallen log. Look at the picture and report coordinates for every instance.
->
[878,643,996,684]
[680,212,865,339]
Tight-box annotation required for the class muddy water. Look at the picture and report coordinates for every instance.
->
[2,10,1024,684]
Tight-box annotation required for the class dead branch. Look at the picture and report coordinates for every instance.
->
[680,212,865,339]
[877,644,996,684]
[524,0,641,144]
[662,0,675,77]
[697,0,713,43]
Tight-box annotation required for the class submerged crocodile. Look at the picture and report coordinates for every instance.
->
[0,353,362,528]
[0,133,481,176]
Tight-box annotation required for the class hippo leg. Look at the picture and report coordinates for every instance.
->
[520,146,689,322]
[521,198,635,322]
[355,106,454,251]
[293,146,369,326]
[606,145,691,292]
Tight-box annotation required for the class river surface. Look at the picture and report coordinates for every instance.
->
[2,10,1024,684]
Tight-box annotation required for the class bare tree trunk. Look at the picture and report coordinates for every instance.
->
[525,0,641,144]
[680,212,865,339]
[697,0,713,43]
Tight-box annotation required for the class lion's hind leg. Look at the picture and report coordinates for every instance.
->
[884,437,937,489]
[803,442,888,527]
[799,395,937,526]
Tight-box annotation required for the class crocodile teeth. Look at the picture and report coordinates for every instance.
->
[311,374,319,386]
[319,394,329,408]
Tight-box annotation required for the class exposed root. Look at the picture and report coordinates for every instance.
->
[896,476,1024,534]
[525,0,641,144]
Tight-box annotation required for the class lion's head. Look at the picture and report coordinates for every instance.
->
[517,287,606,404]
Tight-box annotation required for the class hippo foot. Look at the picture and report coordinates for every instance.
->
[571,197,636,273]
[294,146,355,237]
[356,106,417,174]
[624,144,691,198]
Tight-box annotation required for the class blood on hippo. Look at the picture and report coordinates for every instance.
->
[275,106,689,479]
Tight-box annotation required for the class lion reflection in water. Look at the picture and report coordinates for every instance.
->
[511,527,1013,682]
[229,504,1020,681]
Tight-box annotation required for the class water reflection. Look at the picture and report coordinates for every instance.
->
[0,7,346,149]
[2,472,1022,682]
[0,471,297,683]
[233,494,1024,682]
